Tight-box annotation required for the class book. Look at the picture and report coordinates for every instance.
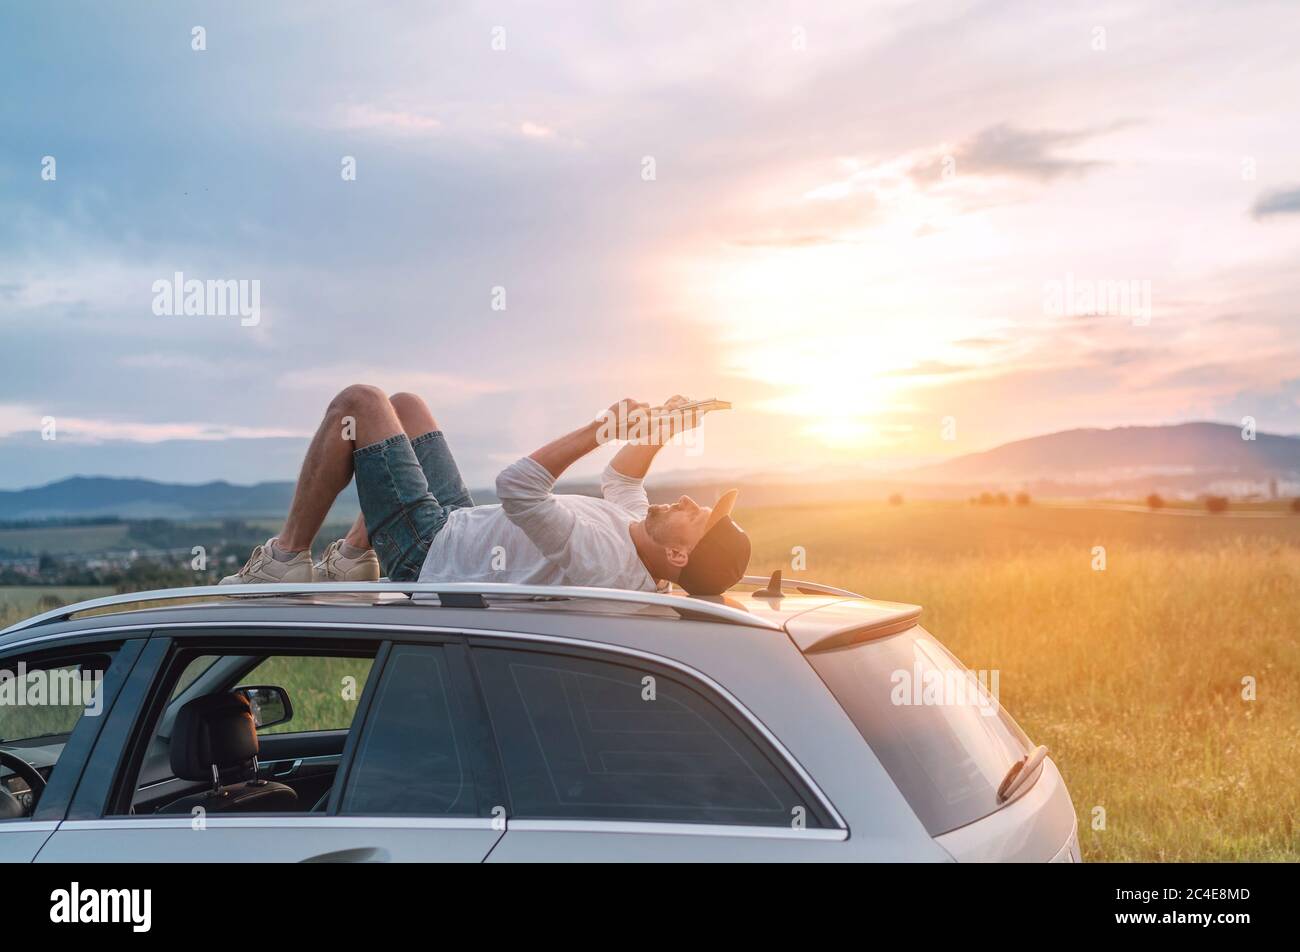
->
[650,398,732,418]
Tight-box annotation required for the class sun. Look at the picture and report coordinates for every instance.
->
[685,240,961,448]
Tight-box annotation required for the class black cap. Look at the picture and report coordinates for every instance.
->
[677,489,751,596]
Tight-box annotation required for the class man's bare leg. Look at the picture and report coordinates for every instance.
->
[277,384,406,552]
[339,391,441,551]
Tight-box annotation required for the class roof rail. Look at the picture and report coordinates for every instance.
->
[0,582,783,637]
[741,574,864,598]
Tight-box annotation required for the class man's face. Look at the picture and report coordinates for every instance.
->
[644,495,713,550]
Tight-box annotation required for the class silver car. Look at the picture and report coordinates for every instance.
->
[0,575,1079,862]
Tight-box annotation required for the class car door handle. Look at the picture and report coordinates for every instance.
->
[300,847,390,863]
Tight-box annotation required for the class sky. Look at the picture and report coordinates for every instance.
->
[2,0,1299,490]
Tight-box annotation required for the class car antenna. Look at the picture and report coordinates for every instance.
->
[752,569,783,599]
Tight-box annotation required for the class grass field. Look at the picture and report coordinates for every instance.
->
[739,501,1300,862]
[0,523,131,555]
[0,586,114,628]
[245,655,374,736]
[2,503,1296,861]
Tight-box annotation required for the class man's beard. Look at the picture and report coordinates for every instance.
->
[644,505,672,542]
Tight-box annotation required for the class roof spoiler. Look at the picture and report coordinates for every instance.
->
[785,599,923,653]
[742,572,864,598]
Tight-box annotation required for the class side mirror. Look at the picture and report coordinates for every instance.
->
[236,685,294,730]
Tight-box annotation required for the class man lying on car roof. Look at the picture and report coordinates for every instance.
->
[221,390,749,596]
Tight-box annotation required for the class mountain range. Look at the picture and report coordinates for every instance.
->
[0,421,1296,521]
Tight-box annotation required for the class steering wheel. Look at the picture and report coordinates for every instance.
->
[0,750,47,819]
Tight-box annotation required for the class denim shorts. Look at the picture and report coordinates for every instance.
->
[353,430,475,581]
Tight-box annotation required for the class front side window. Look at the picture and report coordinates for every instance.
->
[240,655,374,735]
[120,647,375,816]
[1,650,115,821]
[472,645,825,828]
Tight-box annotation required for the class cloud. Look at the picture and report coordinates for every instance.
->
[0,403,306,443]
[881,361,972,377]
[727,186,880,247]
[3,1,1300,484]
[519,121,556,139]
[277,367,507,404]
[1251,185,1300,219]
[910,123,1116,184]
[334,103,441,135]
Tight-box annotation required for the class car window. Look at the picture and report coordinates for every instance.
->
[240,655,374,735]
[119,647,376,816]
[169,655,218,700]
[339,645,483,817]
[1,651,116,821]
[805,627,1030,836]
[471,645,825,828]
[0,663,95,743]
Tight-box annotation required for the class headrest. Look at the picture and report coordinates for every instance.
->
[170,691,260,782]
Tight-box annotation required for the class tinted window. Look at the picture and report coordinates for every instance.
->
[473,646,823,828]
[169,655,218,700]
[341,645,480,816]
[806,627,1030,835]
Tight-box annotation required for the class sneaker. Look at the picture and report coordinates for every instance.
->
[314,539,381,582]
[219,538,315,585]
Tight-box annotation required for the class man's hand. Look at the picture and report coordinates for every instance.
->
[529,395,695,481]
[651,394,704,442]
[605,394,707,480]
[595,397,652,445]
[597,395,706,447]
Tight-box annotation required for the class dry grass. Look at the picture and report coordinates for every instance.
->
[742,502,1300,861]
[4,503,1297,860]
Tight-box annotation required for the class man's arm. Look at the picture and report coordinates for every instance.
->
[497,399,649,569]
[530,398,648,478]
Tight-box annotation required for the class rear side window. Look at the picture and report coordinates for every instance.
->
[806,627,1029,836]
[340,645,481,817]
[473,646,825,828]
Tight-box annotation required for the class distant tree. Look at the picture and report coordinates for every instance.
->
[995,492,1010,506]
[1291,497,1300,513]
[888,493,904,506]
[1014,492,1031,506]
[978,492,995,506]
[1146,493,1164,510]
[1205,495,1229,514]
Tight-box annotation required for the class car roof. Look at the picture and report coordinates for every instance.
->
[0,576,922,655]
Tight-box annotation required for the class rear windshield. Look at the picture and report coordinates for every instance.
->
[806,626,1030,836]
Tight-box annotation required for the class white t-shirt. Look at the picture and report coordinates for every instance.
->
[418,456,657,591]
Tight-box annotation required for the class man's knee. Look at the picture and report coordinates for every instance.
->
[389,391,439,432]
[330,383,388,417]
